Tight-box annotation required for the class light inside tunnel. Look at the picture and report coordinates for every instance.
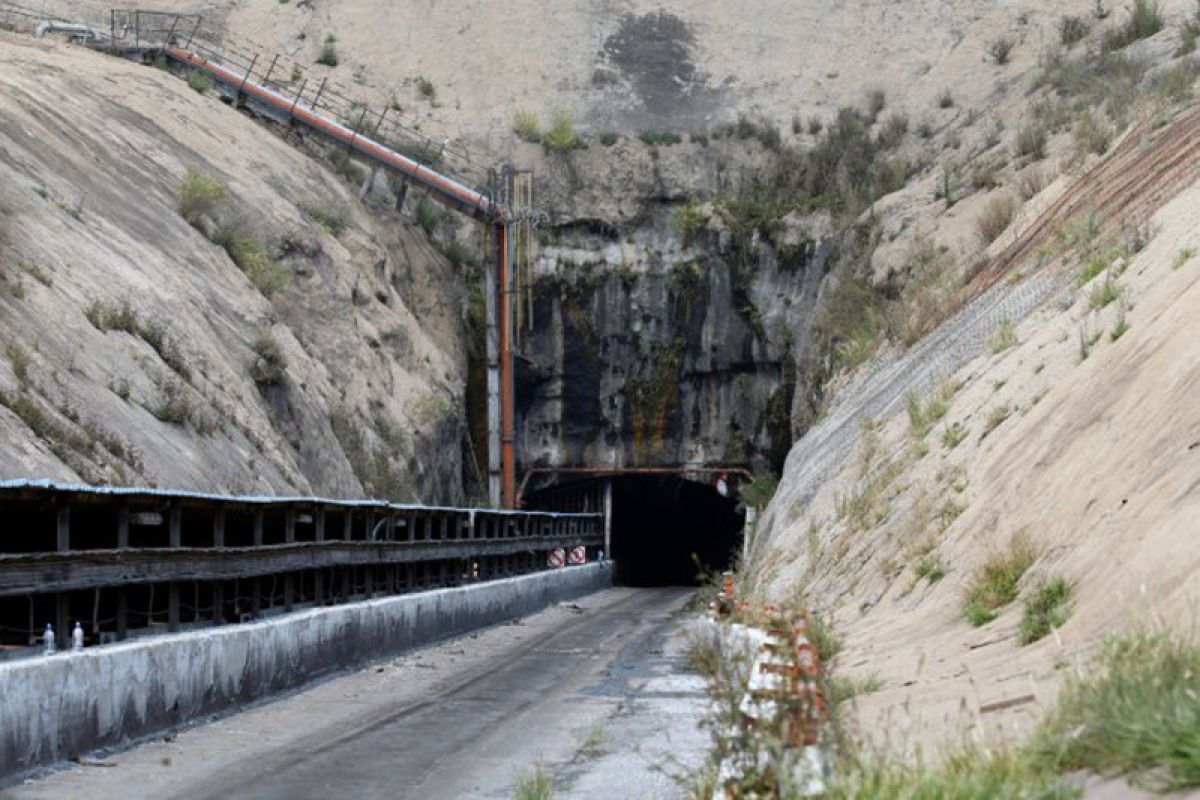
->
[609,475,743,587]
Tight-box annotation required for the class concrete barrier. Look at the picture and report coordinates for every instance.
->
[0,564,612,779]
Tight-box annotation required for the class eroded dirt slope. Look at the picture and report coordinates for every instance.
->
[0,33,468,501]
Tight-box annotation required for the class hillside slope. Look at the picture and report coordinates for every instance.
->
[748,126,1200,755]
[0,32,468,501]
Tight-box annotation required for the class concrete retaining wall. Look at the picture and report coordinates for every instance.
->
[0,564,612,779]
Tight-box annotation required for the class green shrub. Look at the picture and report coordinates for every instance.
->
[670,201,707,240]
[942,422,968,449]
[1014,125,1047,160]
[316,33,338,66]
[1102,0,1164,52]
[512,110,540,143]
[416,76,437,103]
[990,316,1018,353]
[1019,577,1072,644]
[977,193,1017,244]
[638,130,682,146]
[251,331,287,387]
[213,225,288,297]
[177,169,228,228]
[865,88,887,122]
[153,379,192,424]
[599,131,618,146]
[186,72,211,93]
[543,108,577,152]
[1073,111,1111,157]
[298,201,350,236]
[5,342,30,386]
[1155,60,1199,104]
[414,197,441,235]
[1059,15,1090,46]
[915,555,947,583]
[1088,277,1123,308]
[905,381,958,438]
[875,113,909,149]
[740,472,778,509]
[989,35,1015,65]
[1032,632,1200,789]
[962,536,1036,626]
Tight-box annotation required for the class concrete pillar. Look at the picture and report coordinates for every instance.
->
[253,509,264,547]
[168,582,180,631]
[343,511,352,540]
[116,588,128,640]
[603,479,613,558]
[315,508,326,541]
[169,502,181,548]
[56,503,70,552]
[285,509,295,544]
[212,582,224,625]
[117,503,129,549]
[284,574,294,611]
[251,577,261,617]
[55,593,69,650]
[213,509,225,547]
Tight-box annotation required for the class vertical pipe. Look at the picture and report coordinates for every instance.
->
[484,225,501,507]
[498,221,516,508]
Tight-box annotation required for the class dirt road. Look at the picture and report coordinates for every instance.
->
[3,587,710,799]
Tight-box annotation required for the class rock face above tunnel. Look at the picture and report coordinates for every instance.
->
[514,143,833,476]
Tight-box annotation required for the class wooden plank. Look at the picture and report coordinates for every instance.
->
[980,694,1037,714]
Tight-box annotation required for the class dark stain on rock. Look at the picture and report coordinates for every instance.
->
[600,12,720,123]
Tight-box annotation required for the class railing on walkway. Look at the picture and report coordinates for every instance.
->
[0,480,602,655]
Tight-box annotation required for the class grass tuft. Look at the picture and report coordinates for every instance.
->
[543,108,578,152]
[186,72,211,93]
[962,535,1036,626]
[177,169,228,228]
[316,33,338,66]
[1102,0,1164,52]
[512,765,553,800]
[977,194,1017,244]
[1019,577,1072,644]
[512,110,540,143]
[942,422,968,449]
[989,316,1018,354]
[1032,632,1200,790]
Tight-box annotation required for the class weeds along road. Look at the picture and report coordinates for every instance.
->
[4,586,710,800]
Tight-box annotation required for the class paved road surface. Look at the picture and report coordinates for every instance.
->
[3,587,710,799]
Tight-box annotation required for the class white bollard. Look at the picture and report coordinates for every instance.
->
[42,624,55,655]
[71,621,84,652]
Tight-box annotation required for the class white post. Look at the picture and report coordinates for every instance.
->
[603,479,613,560]
[742,506,758,564]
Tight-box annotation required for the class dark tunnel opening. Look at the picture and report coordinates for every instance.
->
[609,475,743,586]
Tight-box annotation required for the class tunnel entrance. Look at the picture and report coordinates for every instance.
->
[609,476,743,587]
